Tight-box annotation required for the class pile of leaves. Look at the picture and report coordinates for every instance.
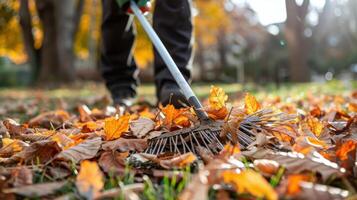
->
[0,86,356,200]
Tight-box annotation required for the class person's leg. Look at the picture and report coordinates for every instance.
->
[153,0,193,106]
[101,0,138,105]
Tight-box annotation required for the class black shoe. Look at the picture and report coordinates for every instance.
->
[112,91,136,107]
[158,83,188,108]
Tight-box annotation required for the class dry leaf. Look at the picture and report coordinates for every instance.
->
[307,117,324,137]
[28,110,71,129]
[56,137,102,163]
[76,160,104,199]
[3,181,66,197]
[254,159,280,177]
[286,174,311,195]
[336,140,356,161]
[78,105,93,122]
[0,139,29,157]
[222,169,278,200]
[159,153,197,169]
[102,138,147,152]
[1,140,61,164]
[161,104,190,130]
[208,86,228,110]
[11,166,33,187]
[104,114,130,141]
[98,151,128,174]
[245,93,261,115]
[130,117,155,138]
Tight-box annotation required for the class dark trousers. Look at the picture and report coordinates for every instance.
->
[101,0,193,98]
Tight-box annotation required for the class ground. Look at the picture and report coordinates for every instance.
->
[0,81,356,200]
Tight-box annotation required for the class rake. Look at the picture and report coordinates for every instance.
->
[130,1,255,155]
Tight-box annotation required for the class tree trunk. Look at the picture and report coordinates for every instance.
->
[33,0,83,85]
[285,0,310,82]
[19,0,40,83]
[196,39,207,81]
[216,29,228,80]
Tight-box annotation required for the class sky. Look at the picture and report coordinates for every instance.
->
[233,0,326,26]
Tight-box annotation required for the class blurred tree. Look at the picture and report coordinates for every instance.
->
[18,0,84,84]
[284,0,310,82]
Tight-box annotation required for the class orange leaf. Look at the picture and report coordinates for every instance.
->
[348,103,357,112]
[244,93,261,115]
[208,85,228,110]
[286,174,311,195]
[336,140,357,161]
[305,136,328,149]
[207,107,228,120]
[104,114,130,141]
[307,117,323,137]
[161,104,190,130]
[76,160,104,199]
[222,170,278,200]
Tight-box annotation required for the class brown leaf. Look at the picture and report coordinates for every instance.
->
[3,181,66,197]
[243,149,345,181]
[0,139,29,157]
[28,110,71,129]
[159,153,197,169]
[11,166,33,187]
[3,119,32,136]
[76,161,104,199]
[2,140,61,164]
[98,151,128,174]
[130,117,155,138]
[56,137,102,163]
[179,171,209,200]
[78,104,93,122]
[102,138,147,152]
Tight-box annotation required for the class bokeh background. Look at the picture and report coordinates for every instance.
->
[1,0,357,87]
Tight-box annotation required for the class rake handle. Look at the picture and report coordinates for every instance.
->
[130,1,210,121]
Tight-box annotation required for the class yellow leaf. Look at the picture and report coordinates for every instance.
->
[244,93,261,115]
[286,174,311,195]
[76,160,104,199]
[209,85,228,110]
[307,117,323,137]
[222,170,278,200]
[104,114,130,141]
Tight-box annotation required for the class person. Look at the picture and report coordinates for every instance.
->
[101,0,193,108]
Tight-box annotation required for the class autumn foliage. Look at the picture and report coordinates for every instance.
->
[0,86,356,199]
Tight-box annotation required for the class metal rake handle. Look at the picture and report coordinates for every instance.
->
[130,1,209,121]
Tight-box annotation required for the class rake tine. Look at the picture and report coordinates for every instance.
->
[155,138,164,154]
[209,130,224,149]
[180,135,186,153]
[198,131,213,154]
[192,133,203,150]
[150,139,160,154]
[180,134,193,153]
[171,136,179,154]
[169,137,172,152]
[205,130,223,149]
[159,138,168,154]
[189,134,196,154]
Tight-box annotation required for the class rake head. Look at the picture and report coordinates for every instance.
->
[144,109,293,155]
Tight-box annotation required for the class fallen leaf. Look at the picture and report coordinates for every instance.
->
[245,93,261,115]
[307,117,324,137]
[78,104,93,122]
[11,166,33,187]
[98,151,128,174]
[208,86,228,110]
[159,153,197,169]
[336,140,356,161]
[254,159,280,177]
[0,139,29,157]
[3,181,66,197]
[56,137,102,163]
[102,138,147,152]
[2,140,61,164]
[76,161,104,199]
[222,169,278,200]
[28,110,71,129]
[286,174,311,195]
[104,114,130,141]
[161,104,190,130]
[130,117,155,138]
